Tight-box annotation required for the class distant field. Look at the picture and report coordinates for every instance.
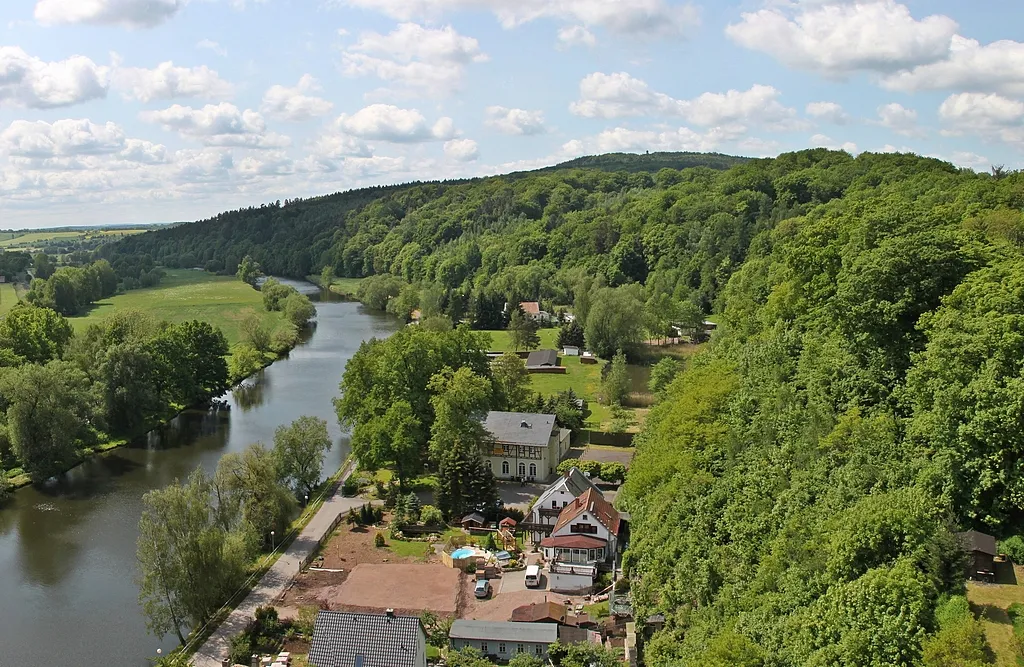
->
[484,328,559,352]
[0,283,18,317]
[70,269,285,346]
[326,277,364,295]
[0,228,148,250]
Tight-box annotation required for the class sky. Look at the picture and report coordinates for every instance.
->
[1,0,1023,229]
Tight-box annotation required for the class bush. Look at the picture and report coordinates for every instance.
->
[374,532,386,548]
[599,462,627,484]
[578,460,602,479]
[294,606,317,638]
[614,577,631,593]
[498,506,525,524]
[341,478,358,497]
[557,459,581,475]
[464,561,478,575]
[1000,535,1024,564]
[406,492,421,522]
[420,505,444,526]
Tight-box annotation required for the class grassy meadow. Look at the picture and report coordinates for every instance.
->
[0,228,148,251]
[70,269,285,346]
[0,282,18,317]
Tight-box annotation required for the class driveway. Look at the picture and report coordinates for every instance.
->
[496,481,547,510]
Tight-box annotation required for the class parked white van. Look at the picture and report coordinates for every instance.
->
[525,564,541,588]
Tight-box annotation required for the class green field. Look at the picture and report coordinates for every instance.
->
[326,277,365,296]
[481,331,650,430]
[0,283,18,317]
[0,228,148,251]
[69,269,285,346]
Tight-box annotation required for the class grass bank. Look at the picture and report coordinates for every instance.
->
[71,268,285,346]
[0,282,18,317]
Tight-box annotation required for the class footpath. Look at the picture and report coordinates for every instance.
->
[191,461,367,667]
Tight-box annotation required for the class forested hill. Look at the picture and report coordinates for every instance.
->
[103,150,752,303]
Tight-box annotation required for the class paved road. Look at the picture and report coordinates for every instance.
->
[191,463,368,667]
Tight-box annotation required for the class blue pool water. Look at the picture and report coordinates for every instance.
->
[451,548,475,559]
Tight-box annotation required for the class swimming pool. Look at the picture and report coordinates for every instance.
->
[451,548,475,559]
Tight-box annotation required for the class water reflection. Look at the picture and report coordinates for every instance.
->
[233,371,268,412]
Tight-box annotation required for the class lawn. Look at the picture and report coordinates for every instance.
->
[385,538,432,559]
[968,566,1024,667]
[481,332,650,430]
[69,269,285,346]
[0,282,18,317]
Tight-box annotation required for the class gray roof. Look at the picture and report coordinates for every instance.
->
[461,512,485,524]
[959,530,997,556]
[450,620,559,644]
[309,611,424,667]
[563,467,601,498]
[526,349,558,367]
[483,411,556,447]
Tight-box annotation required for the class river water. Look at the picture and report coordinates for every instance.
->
[0,282,400,666]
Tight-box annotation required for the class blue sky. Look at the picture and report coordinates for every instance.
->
[1,0,1022,228]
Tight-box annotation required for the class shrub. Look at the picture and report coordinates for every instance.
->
[464,561,478,575]
[600,462,627,484]
[420,505,444,526]
[374,480,386,499]
[557,459,581,475]
[614,577,631,593]
[578,460,602,479]
[406,492,421,522]
[498,506,525,524]
[341,478,358,497]
[295,606,317,638]
[374,532,386,548]
[1000,535,1024,564]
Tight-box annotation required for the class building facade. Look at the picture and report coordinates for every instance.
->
[449,620,558,662]
[525,468,602,544]
[540,488,621,565]
[481,411,571,482]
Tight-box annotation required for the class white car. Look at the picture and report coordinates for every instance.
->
[474,579,491,599]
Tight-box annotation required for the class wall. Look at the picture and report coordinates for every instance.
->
[549,571,595,593]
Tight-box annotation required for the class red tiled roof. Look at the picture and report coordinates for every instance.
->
[520,301,540,315]
[540,535,607,549]
[499,517,517,527]
[553,488,621,535]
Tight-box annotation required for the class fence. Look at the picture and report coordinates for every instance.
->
[586,431,635,447]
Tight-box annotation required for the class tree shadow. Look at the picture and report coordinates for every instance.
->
[995,559,1019,585]
[971,601,1012,625]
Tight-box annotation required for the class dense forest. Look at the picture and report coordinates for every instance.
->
[101,149,1024,664]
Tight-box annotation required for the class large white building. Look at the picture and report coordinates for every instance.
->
[481,411,571,482]
[540,488,621,565]
[524,467,601,544]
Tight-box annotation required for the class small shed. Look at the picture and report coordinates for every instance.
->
[499,517,517,529]
[562,345,580,356]
[460,513,486,529]
[580,352,598,365]
[958,530,997,580]
[526,350,558,368]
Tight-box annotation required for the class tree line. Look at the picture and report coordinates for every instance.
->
[0,306,229,484]
[336,321,584,520]
[137,416,332,644]
[621,153,1024,665]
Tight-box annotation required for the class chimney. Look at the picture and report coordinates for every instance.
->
[386,608,395,619]
[251,654,260,667]
[520,420,530,428]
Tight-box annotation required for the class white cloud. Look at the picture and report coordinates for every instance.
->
[569,72,799,129]
[444,138,479,161]
[196,39,228,57]
[557,25,596,48]
[35,0,187,28]
[140,103,290,148]
[806,101,849,124]
[335,104,456,142]
[237,152,295,177]
[947,151,990,169]
[1,119,126,157]
[569,124,747,154]
[335,0,700,39]
[737,137,780,157]
[0,47,109,109]
[809,133,858,153]
[484,106,547,135]
[342,23,487,95]
[261,75,334,122]
[726,0,957,76]
[938,92,1024,147]
[877,102,924,137]
[882,35,1024,96]
[119,138,168,164]
[113,61,234,102]
[172,148,233,183]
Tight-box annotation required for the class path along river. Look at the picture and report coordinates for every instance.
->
[0,281,400,666]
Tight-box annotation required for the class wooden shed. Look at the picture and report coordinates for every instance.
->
[958,530,997,580]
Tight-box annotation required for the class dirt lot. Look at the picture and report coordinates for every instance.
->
[280,520,444,611]
[580,445,635,467]
[329,563,463,616]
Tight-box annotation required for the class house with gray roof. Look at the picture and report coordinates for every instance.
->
[526,349,559,369]
[481,411,571,482]
[309,610,426,667]
[449,620,558,662]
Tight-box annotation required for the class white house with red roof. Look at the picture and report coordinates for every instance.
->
[540,488,621,565]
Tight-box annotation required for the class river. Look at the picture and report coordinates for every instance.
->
[0,282,400,666]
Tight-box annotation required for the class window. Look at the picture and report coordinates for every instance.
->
[485,460,492,470]
[517,644,524,653]
[502,461,509,475]
[518,462,526,477]
[571,523,598,534]
[529,463,537,477]
[535,645,543,655]
[481,643,488,654]
[551,500,557,508]
[498,643,506,654]
[589,549,595,561]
